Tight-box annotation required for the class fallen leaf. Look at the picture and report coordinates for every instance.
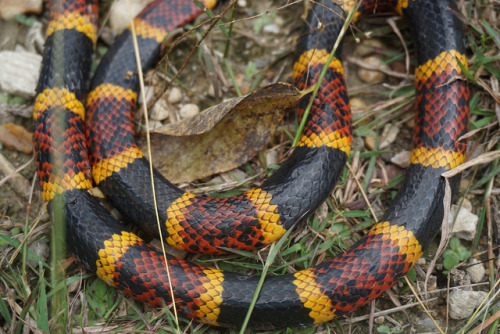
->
[138,82,301,183]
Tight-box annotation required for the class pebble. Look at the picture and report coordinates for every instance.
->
[449,289,488,320]
[450,204,478,241]
[449,268,471,287]
[223,169,247,182]
[148,120,163,131]
[466,258,485,283]
[109,0,152,34]
[417,314,443,332]
[27,239,49,268]
[357,55,389,84]
[0,50,41,98]
[364,135,375,150]
[167,87,183,104]
[179,103,200,119]
[150,99,169,121]
[460,178,470,192]
[379,123,399,149]
[425,274,438,291]
[263,23,280,35]
[349,97,366,115]
[355,39,385,57]
[461,198,473,212]
[374,316,385,324]
[390,150,410,168]
[138,85,155,105]
[266,149,279,166]
[25,21,44,53]
[0,0,42,19]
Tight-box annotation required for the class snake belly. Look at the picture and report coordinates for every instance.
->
[33,0,469,330]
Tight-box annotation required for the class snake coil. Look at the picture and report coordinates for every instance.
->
[33,0,469,329]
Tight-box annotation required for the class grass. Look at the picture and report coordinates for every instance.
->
[0,0,499,333]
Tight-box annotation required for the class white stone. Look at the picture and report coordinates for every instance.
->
[138,85,155,105]
[263,23,280,35]
[25,21,44,53]
[167,87,183,104]
[449,289,488,320]
[357,55,389,84]
[150,99,169,121]
[450,204,479,241]
[179,103,200,119]
[350,97,366,115]
[467,258,485,283]
[148,120,163,131]
[391,150,410,168]
[379,123,399,149]
[27,239,49,268]
[0,51,41,98]
[355,39,385,57]
[0,0,42,19]
[266,149,279,166]
[223,169,247,182]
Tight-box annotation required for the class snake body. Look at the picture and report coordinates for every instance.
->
[33,0,469,329]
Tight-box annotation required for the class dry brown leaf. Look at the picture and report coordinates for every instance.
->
[138,83,301,183]
[0,123,33,154]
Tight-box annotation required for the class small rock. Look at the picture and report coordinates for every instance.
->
[179,103,200,119]
[417,257,426,266]
[27,239,49,268]
[138,85,155,105]
[0,216,13,230]
[450,204,478,241]
[461,198,473,212]
[355,39,385,57]
[237,0,247,7]
[109,0,152,34]
[357,55,389,84]
[449,289,488,320]
[0,0,42,19]
[364,135,375,150]
[391,150,410,168]
[405,117,415,129]
[150,99,169,121]
[148,120,163,131]
[350,97,366,115]
[449,268,471,287]
[426,275,438,291]
[0,51,41,98]
[223,169,247,182]
[374,316,385,325]
[266,149,279,166]
[25,21,44,53]
[460,178,470,192]
[263,23,280,35]
[417,314,443,331]
[466,258,485,283]
[167,87,183,104]
[379,123,399,149]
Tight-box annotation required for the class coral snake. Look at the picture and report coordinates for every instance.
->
[33,0,469,329]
